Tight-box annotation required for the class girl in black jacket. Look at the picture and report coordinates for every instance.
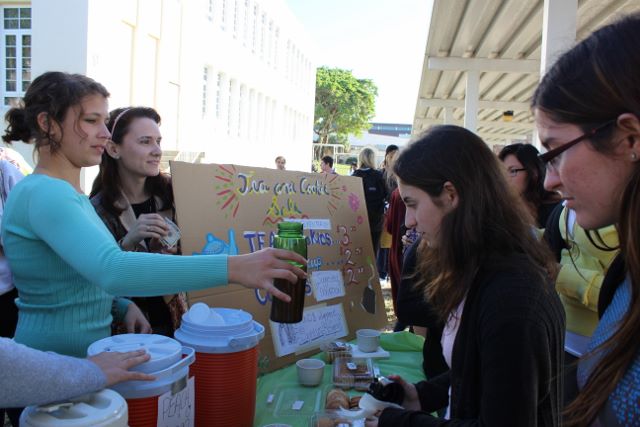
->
[369,125,565,427]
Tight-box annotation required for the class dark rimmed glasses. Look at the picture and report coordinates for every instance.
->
[506,167,526,177]
[538,120,616,172]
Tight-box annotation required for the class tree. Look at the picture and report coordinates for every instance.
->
[314,67,378,148]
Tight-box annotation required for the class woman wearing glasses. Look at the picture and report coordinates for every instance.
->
[498,143,560,228]
[534,14,640,426]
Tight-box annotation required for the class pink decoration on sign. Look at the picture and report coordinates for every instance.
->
[348,193,360,212]
[357,215,364,225]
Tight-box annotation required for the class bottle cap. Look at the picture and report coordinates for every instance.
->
[277,221,303,233]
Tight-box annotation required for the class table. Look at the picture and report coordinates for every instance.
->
[253,331,426,427]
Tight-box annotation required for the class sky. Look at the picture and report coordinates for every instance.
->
[284,0,433,125]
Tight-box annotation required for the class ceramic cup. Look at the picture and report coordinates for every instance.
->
[296,358,325,386]
[356,329,381,353]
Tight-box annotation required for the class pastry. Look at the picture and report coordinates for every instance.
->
[325,388,349,409]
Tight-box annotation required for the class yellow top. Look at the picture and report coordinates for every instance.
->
[556,207,619,337]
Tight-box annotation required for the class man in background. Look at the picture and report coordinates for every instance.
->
[275,156,286,170]
[320,155,337,174]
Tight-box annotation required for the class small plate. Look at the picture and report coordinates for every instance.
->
[351,346,390,359]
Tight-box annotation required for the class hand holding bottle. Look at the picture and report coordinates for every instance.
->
[227,247,306,302]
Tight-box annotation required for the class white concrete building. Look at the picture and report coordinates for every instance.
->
[1,0,316,191]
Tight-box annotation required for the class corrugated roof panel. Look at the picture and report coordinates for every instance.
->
[412,0,639,143]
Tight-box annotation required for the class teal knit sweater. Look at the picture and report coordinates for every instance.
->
[1,174,228,357]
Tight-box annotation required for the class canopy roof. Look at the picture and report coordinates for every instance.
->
[412,0,639,145]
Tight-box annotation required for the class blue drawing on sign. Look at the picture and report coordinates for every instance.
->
[193,229,239,255]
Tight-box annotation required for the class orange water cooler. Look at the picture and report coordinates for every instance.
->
[175,303,265,427]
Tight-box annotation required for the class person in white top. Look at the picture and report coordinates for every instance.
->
[0,159,24,335]
[0,159,24,426]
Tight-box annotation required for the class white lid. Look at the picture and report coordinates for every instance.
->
[87,334,182,374]
[20,389,128,427]
[175,304,264,353]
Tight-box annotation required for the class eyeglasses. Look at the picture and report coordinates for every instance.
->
[507,168,526,177]
[538,120,615,171]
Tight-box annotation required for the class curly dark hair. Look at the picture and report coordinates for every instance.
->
[2,71,109,153]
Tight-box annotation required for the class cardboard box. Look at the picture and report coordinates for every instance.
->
[171,161,387,372]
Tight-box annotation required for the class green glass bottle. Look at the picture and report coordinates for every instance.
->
[270,221,307,323]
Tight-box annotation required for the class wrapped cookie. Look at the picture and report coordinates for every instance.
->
[325,388,349,410]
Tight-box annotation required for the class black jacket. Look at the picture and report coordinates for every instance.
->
[396,238,448,379]
[380,254,565,427]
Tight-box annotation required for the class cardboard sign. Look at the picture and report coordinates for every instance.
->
[170,161,387,372]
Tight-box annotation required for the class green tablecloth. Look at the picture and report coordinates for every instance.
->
[253,331,426,427]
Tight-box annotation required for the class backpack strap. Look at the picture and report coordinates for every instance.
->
[542,203,567,262]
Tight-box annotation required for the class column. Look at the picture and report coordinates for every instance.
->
[537,0,577,147]
[464,70,479,132]
[541,0,577,73]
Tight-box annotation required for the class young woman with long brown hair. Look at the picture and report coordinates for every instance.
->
[90,107,186,336]
[533,13,640,426]
[367,125,564,427]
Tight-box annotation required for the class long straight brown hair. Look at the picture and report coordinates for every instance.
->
[532,13,640,426]
[90,107,174,218]
[393,125,555,319]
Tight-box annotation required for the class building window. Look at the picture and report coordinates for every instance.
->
[2,7,31,106]
[267,20,273,65]
[232,0,239,38]
[252,5,258,52]
[207,0,214,22]
[202,67,209,117]
[238,84,245,137]
[215,73,223,119]
[285,40,290,78]
[260,13,266,58]
[243,0,249,46]
[274,28,279,69]
[227,79,233,134]
[220,0,227,30]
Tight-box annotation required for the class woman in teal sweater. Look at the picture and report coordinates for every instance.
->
[0,71,306,357]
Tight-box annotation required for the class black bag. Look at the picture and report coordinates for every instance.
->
[355,169,386,213]
[542,203,568,262]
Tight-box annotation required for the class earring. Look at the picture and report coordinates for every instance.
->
[113,154,120,160]
[632,152,638,161]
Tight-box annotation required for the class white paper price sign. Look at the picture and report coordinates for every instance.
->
[311,270,346,302]
[156,376,195,427]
